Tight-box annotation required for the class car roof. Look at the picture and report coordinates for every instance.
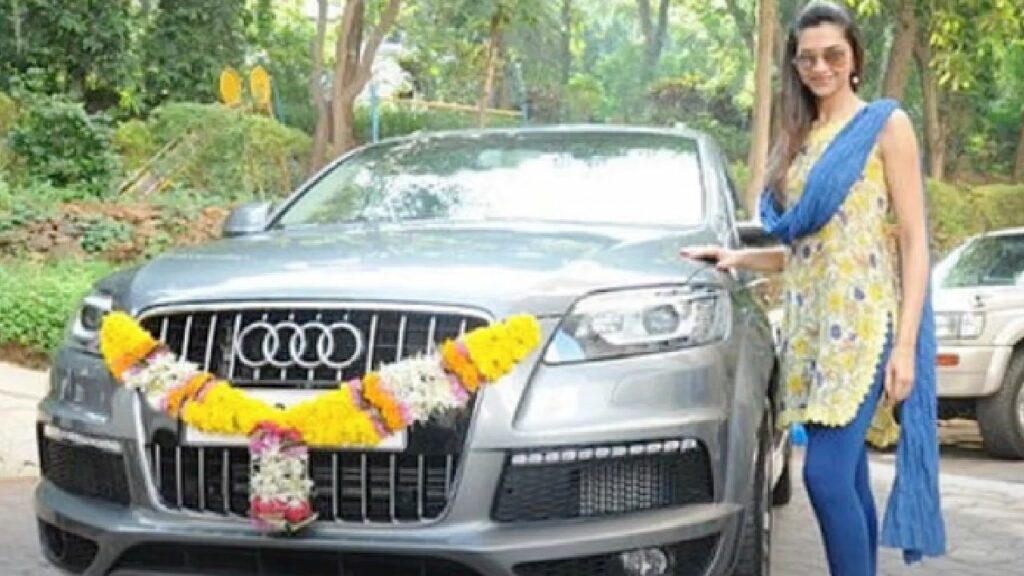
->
[982,226,1024,238]
[368,123,713,147]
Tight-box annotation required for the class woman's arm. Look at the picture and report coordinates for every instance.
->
[880,109,929,403]
[680,246,787,273]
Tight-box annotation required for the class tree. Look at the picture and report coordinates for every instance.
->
[0,0,132,111]
[881,0,916,100]
[142,0,248,106]
[636,0,671,81]
[746,0,775,211]
[309,0,402,170]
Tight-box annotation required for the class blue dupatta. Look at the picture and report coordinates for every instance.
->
[760,99,947,564]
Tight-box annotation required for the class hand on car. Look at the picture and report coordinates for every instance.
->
[680,246,741,272]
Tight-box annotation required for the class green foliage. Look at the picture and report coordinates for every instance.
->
[0,0,132,111]
[145,102,310,200]
[352,104,521,142]
[927,181,1024,255]
[112,119,158,172]
[257,5,317,134]
[0,258,114,355]
[0,92,17,136]
[142,0,248,106]
[7,94,119,197]
[79,216,133,254]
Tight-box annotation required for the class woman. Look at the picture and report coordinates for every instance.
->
[683,2,945,574]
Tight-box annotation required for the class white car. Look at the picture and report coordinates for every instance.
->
[932,227,1024,458]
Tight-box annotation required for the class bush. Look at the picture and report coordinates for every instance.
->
[0,259,114,355]
[112,119,158,172]
[143,103,311,200]
[927,181,1024,255]
[0,91,16,136]
[80,216,133,254]
[352,103,522,143]
[6,95,119,197]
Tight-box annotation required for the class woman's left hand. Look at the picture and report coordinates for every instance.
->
[884,345,916,406]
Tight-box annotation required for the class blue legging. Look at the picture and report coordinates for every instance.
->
[803,339,891,576]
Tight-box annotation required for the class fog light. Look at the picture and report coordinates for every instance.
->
[619,547,670,576]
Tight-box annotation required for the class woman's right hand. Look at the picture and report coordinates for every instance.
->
[679,246,743,272]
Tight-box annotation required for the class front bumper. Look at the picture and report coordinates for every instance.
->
[936,343,1012,398]
[36,326,764,576]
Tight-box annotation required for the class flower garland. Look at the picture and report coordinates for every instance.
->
[99,311,541,533]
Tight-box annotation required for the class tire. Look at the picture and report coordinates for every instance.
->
[735,403,773,576]
[976,351,1024,460]
[771,441,792,507]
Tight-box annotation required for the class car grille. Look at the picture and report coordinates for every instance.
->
[493,439,714,523]
[114,543,485,576]
[149,413,469,523]
[513,535,719,576]
[139,305,490,388]
[37,424,129,506]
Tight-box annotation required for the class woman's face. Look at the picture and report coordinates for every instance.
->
[794,23,856,99]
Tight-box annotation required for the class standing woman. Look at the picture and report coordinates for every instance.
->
[683,2,945,574]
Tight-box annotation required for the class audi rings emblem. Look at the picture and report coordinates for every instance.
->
[234,321,365,370]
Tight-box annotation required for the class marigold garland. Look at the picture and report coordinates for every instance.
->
[99,310,542,534]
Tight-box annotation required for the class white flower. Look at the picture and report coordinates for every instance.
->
[378,355,463,421]
[122,352,198,409]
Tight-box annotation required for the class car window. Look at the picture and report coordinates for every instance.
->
[275,132,705,229]
[937,234,1024,288]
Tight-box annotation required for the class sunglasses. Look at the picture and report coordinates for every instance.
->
[792,47,849,71]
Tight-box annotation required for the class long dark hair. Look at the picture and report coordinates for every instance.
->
[766,1,865,201]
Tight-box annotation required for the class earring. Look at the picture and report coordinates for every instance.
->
[851,74,861,87]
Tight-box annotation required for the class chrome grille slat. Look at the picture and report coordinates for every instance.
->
[202,314,218,372]
[197,447,205,510]
[396,315,408,360]
[180,316,193,360]
[366,314,378,371]
[222,449,230,514]
[426,317,437,354]
[228,314,242,380]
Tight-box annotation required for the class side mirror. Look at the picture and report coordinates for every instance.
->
[222,202,273,238]
[736,220,777,248]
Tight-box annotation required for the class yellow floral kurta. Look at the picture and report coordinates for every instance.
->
[778,118,901,445]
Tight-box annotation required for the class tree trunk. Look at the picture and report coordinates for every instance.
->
[560,0,572,88]
[882,0,916,100]
[746,0,776,212]
[1014,109,1024,181]
[723,0,754,54]
[327,0,402,158]
[478,6,504,128]
[637,0,670,80]
[308,0,330,174]
[915,38,944,181]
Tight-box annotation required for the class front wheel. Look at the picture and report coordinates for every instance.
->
[977,351,1024,459]
[734,402,773,575]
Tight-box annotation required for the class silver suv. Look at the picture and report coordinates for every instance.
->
[36,127,788,576]
[933,227,1024,458]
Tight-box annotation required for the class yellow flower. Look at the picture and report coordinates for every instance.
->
[786,373,805,394]
[100,312,157,380]
[827,292,844,314]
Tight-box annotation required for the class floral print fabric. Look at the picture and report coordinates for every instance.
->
[778,118,900,441]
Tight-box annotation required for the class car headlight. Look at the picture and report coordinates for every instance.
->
[544,286,730,364]
[934,311,985,340]
[68,291,113,350]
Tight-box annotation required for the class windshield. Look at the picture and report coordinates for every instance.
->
[936,234,1024,288]
[274,132,705,229]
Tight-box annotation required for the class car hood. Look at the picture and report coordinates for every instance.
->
[932,285,1024,313]
[125,221,725,316]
